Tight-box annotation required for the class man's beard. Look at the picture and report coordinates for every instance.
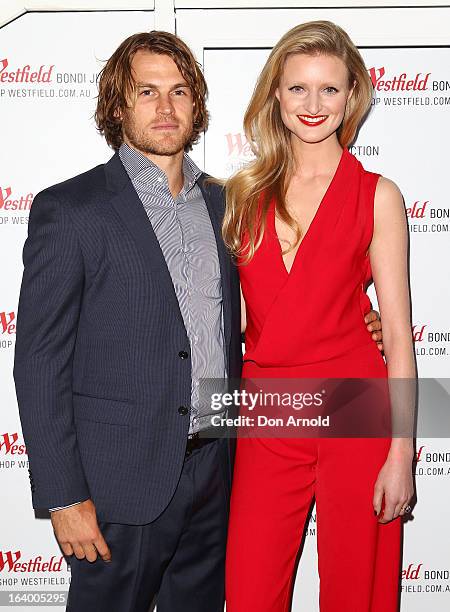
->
[122,111,193,157]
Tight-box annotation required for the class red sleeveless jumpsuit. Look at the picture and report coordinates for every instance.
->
[225,149,402,611]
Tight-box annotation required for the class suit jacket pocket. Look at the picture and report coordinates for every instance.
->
[73,393,136,426]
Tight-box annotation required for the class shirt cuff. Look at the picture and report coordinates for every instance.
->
[49,501,83,512]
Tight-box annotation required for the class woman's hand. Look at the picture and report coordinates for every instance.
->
[373,446,414,523]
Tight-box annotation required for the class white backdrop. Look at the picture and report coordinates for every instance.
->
[1,2,449,610]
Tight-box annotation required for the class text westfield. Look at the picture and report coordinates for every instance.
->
[0,59,54,83]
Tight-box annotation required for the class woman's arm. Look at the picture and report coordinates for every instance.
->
[369,176,416,522]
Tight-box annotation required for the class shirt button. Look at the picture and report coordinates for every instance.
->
[178,351,188,360]
[178,406,189,416]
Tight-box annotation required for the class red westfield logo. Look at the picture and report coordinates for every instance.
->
[0,58,54,83]
[0,551,63,572]
[0,433,27,456]
[406,201,428,219]
[225,133,253,158]
[416,445,425,462]
[402,563,423,580]
[368,67,430,92]
[0,187,33,211]
[412,324,427,342]
[0,311,15,335]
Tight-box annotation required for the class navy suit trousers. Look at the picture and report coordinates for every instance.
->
[66,438,230,612]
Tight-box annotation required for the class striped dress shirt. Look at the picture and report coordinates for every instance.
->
[119,143,227,435]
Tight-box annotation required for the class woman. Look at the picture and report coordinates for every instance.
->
[224,21,415,612]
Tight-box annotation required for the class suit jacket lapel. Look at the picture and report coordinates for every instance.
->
[198,174,232,358]
[104,152,186,330]
[104,154,233,360]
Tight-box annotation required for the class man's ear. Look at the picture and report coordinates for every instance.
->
[114,106,122,121]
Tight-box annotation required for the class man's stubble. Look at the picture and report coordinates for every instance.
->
[122,109,193,157]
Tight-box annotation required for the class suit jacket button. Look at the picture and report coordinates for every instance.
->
[178,406,188,416]
[178,351,188,360]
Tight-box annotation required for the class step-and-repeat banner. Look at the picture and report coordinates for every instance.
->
[1,7,449,612]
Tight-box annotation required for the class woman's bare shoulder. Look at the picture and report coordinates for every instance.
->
[375,176,403,203]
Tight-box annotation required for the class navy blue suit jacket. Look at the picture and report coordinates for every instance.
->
[13,152,242,525]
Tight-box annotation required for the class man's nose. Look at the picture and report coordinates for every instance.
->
[156,94,174,115]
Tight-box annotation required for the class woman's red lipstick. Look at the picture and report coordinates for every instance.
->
[298,115,328,127]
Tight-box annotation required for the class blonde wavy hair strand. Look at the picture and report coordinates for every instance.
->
[222,20,374,264]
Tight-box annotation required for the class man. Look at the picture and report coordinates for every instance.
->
[13,31,382,612]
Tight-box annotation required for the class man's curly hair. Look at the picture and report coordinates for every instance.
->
[95,31,208,151]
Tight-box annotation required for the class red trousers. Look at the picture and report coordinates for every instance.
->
[225,436,402,612]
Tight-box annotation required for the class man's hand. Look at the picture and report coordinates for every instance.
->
[50,499,111,563]
[365,309,383,352]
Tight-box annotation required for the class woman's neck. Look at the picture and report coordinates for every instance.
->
[291,135,344,178]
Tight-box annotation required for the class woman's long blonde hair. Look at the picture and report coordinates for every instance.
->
[222,20,373,263]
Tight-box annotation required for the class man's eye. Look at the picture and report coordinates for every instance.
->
[173,89,186,95]
[141,90,152,96]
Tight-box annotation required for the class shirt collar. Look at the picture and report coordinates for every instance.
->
[118,142,202,190]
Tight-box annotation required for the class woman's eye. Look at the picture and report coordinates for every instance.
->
[324,86,338,94]
[289,86,304,93]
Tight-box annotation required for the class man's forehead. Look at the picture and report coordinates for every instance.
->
[131,50,186,83]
